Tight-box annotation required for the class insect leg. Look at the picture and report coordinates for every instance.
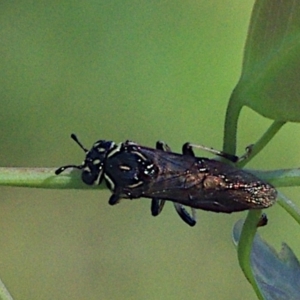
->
[108,193,121,205]
[182,142,239,163]
[151,198,166,216]
[257,213,268,227]
[156,141,171,152]
[182,143,195,156]
[237,144,254,163]
[154,141,198,226]
[150,141,170,217]
[155,141,198,225]
[173,203,196,227]
[160,143,197,225]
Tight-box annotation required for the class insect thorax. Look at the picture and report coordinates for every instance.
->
[103,142,159,195]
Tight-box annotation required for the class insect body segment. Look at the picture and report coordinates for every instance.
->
[150,141,197,226]
[55,134,277,226]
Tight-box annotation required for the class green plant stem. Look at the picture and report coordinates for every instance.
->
[223,88,243,155]
[237,210,264,300]
[2,166,300,189]
[238,120,286,168]
[277,192,300,225]
[0,167,105,190]
[251,168,300,187]
[0,278,13,300]
[224,93,286,299]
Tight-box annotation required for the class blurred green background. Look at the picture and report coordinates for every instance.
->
[1,1,300,299]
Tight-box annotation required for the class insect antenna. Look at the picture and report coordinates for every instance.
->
[70,133,89,152]
[55,134,88,175]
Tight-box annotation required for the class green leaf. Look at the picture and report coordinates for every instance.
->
[233,219,300,300]
[0,278,13,300]
[233,0,300,122]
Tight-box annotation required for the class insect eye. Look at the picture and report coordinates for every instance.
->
[81,171,97,185]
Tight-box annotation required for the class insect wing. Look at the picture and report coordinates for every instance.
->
[187,160,277,212]
[126,149,277,213]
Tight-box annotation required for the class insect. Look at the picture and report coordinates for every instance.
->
[55,134,277,226]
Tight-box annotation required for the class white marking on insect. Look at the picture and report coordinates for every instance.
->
[104,174,115,190]
[119,165,131,171]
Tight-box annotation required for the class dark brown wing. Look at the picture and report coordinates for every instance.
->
[137,151,277,213]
